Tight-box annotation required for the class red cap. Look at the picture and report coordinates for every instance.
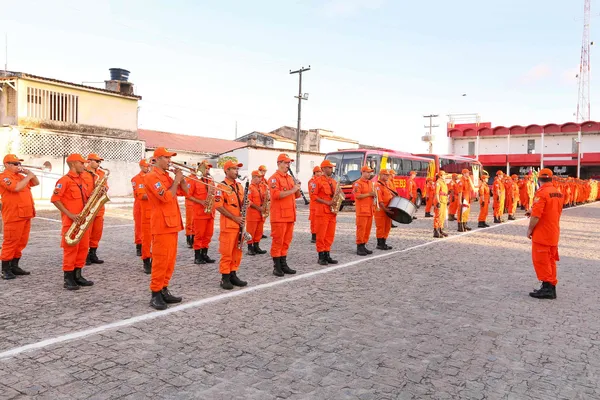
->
[66,153,86,163]
[3,154,23,163]
[313,166,322,173]
[451,173,457,178]
[139,159,150,167]
[539,168,553,178]
[277,153,294,163]
[223,160,243,171]
[87,153,104,161]
[361,165,374,173]
[153,147,177,158]
[320,160,335,168]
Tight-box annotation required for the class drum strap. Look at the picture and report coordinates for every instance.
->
[378,181,398,196]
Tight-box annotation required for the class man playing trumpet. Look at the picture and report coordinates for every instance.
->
[186,160,217,265]
[83,153,107,265]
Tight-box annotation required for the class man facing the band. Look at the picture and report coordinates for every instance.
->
[269,153,301,276]
[457,168,474,231]
[308,166,323,243]
[354,165,376,256]
[83,153,107,265]
[51,154,95,290]
[214,160,248,289]
[143,147,187,310]
[478,170,491,228]
[246,170,268,256]
[311,160,339,265]
[133,159,152,274]
[493,170,506,223]
[131,160,149,257]
[187,160,217,265]
[0,154,38,280]
[374,169,395,250]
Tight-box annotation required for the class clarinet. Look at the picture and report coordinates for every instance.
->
[237,181,252,250]
[288,168,310,205]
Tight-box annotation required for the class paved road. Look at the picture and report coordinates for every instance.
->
[1,201,599,399]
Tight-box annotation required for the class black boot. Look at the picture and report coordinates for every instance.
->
[273,257,284,277]
[318,252,328,265]
[376,238,384,250]
[478,221,486,228]
[493,217,500,223]
[325,252,338,264]
[136,244,142,257]
[280,256,296,274]
[458,222,465,232]
[143,258,152,274]
[150,291,167,310]
[383,238,393,249]
[363,244,373,255]
[464,223,472,231]
[74,268,94,286]
[230,271,248,287]
[161,287,182,303]
[10,258,30,276]
[194,249,206,264]
[88,248,104,264]
[1,260,16,280]
[425,212,433,218]
[202,249,216,264]
[247,243,256,256]
[448,215,456,221]
[189,235,195,248]
[311,233,317,243]
[63,271,80,290]
[433,228,441,238]
[220,274,234,290]
[508,215,516,221]
[262,234,268,239]
[254,242,267,254]
[484,222,490,228]
[357,244,368,256]
[529,282,556,299]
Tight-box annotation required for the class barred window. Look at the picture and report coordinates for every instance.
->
[27,87,79,123]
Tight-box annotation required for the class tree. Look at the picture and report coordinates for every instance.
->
[217,156,238,168]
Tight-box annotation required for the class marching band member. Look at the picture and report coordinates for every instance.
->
[133,159,152,274]
[83,153,107,265]
[433,170,449,238]
[407,170,418,205]
[214,160,248,289]
[131,161,149,256]
[457,169,474,232]
[258,165,269,239]
[374,169,395,249]
[184,169,197,248]
[493,170,506,223]
[51,154,94,290]
[311,160,339,265]
[143,147,187,310]
[353,165,375,256]
[387,169,401,225]
[511,174,520,218]
[477,170,491,228]
[308,166,323,243]
[268,153,301,276]
[448,173,459,221]
[0,154,38,280]
[187,161,217,265]
[424,177,434,218]
[246,170,268,256]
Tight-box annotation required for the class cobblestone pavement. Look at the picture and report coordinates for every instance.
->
[1,201,599,399]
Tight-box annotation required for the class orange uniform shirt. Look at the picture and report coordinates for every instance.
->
[435,179,448,204]
[214,177,245,232]
[353,178,374,217]
[143,168,184,234]
[132,171,150,218]
[312,175,338,217]
[407,178,417,199]
[0,171,36,223]
[51,171,93,225]
[187,177,217,220]
[268,170,300,223]
[493,177,505,199]
[461,176,473,202]
[376,180,395,207]
[479,181,490,203]
[246,182,266,222]
[531,182,563,246]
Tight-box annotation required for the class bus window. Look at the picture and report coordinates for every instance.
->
[325,152,365,184]
[401,159,412,175]
[366,154,381,174]
[388,157,401,174]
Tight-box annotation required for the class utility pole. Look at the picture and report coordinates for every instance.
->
[4,33,7,71]
[423,114,439,154]
[290,66,310,174]
[235,120,238,139]
[576,0,592,122]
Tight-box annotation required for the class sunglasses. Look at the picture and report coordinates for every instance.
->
[7,162,21,166]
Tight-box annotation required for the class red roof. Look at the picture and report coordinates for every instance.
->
[448,121,600,138]
[138,129,246,155]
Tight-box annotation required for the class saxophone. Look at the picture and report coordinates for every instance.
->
[330,177,346,214]
[237,180,253,250]
[372,181,381,211]
[204,178,216,214]
[64,168,110,246]
[261,183,270,219]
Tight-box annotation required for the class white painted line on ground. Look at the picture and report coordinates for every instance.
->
[27,224,134,235]
[0,202,595,360]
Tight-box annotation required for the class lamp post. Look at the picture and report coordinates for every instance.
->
[290,66,310,175]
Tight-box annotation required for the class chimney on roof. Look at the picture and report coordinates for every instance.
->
[105,68,135,96]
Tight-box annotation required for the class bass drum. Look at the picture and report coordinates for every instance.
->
[387,196,417,224]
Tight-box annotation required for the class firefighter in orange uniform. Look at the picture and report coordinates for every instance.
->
[387,169,402,225]
[511,174,520,216]
[268,153,301,276]
[457,169,474,231]
[83,154,107,265]
[184,169,197,249]
[478,170,491,228]
[51,154,95,290]
[246,170,268,256]
[504,174,516,220]
[424,177,434,217]
[132,159,152,274]
[493,170,506,223]
[448,173,459,221]
[354,165,376,256]
[433,170,449,238]
[308,166,323,243]
[143,147,187,310]
[518,176,527,211]
[407,171,418,204]
[0,154,38,280]
[258,165,269,240]
[311,160,340,265]
[214,160,248,289]
[186,161,217,265]
[374,169,395,248]
[131,161,148,257]
[526,168,563,299]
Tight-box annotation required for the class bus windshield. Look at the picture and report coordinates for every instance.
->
[325,151,367,185]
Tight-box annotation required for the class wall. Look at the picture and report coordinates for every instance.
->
[0,85,18,125]
[273,139,295,150]
[319,137,359,154]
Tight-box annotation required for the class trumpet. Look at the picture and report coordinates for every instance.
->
[165,161,234,195]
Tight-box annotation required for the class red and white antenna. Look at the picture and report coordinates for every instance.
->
[576,0,592,122]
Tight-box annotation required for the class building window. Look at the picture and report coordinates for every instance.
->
[527,139,535,154]
[468,141,475,156]
[27,87,78,124]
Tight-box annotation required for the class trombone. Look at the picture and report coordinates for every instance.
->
[164,160,234,195]
[0,160,63,178]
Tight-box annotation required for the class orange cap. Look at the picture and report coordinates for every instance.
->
[321,160,335,168]
[388,169,396,175]
[251,170,261,177]
[277,153,294,163]
[496,170,504,176]
[409,170,416,175]
[313,166,322,173]
[200,160,213,168]
[379,169,390,175]
[439,169,446,175]
[511,174,518,179]
[3,154,23,163]
[361,165,374,173]
[139,159,150,167]
[451,173,457,178]
[87,153,104,161]
[258,165,267,171]
[539,168,553,178]
[461,169,469,174]
[153,147,177,158]
[66,153,86,163]
[223,160,243,171]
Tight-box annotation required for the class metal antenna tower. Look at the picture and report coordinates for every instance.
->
[576,0,591,122]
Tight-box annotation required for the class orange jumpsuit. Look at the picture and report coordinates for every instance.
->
[375,181,394,239]
[184,177,195,236]
[478,180,490,222]
[458,176,473,223]
[448,179,458,219]
[311,175,337,252]
[504,178,517,216]
[518,179,527,209]
[308,176,318,235]
[407,177,418,204]
[353,178,374,244]
[51,171,93,271]
[131,173,143,245]
[0,171,36,261]
[424,179,435,213]
[132,172,151,260]
[144,168,184,292]
[268,171,300,257]
[82,168,107,249]
[215,178,244,274]
[188,177,216,250]
[433,178,448,229]
[246,182,266,244]
[530,182,563,285]
[493,177,505,219]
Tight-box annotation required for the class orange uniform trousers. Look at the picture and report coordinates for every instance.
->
[374,210,391,239]
[270,222,294,257]
[316,214,336,252]
[459,201,470,223]
[309,205,316,234]
[434,203,447,229]
[493,196,505,218]
[61,224,91,271]
[478,200,489,222]
[532,242,559,286]
[448,196,458,218]
[425,196,433,213]
[133,201,142,245]
[246,219,264,245]
[141,219,151,260]
[185,202,194,236]
[193,217,215,250]
[150,233,178,292]
[89,206,104,248]
[219,230,242,274]
[356,216,373,244]
[1,219,31,261]
[506,193,514,215]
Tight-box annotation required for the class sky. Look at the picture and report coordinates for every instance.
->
[1,0,593,153]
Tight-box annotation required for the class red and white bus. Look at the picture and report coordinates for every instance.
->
[415,154,483,188]
[323,149,435,207]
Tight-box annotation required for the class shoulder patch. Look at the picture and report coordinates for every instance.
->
[154,182,161,189]
[3,178,11,185]
[139,184,144,189]
[131,181,136,188]
[56,183,62,189]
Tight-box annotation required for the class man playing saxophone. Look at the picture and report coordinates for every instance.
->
[186,160,217,265]
[83,153,107,265]
[310,160,340,266]
[51,153,95,290]
[308,166,323,243]
[245,170,268,256]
